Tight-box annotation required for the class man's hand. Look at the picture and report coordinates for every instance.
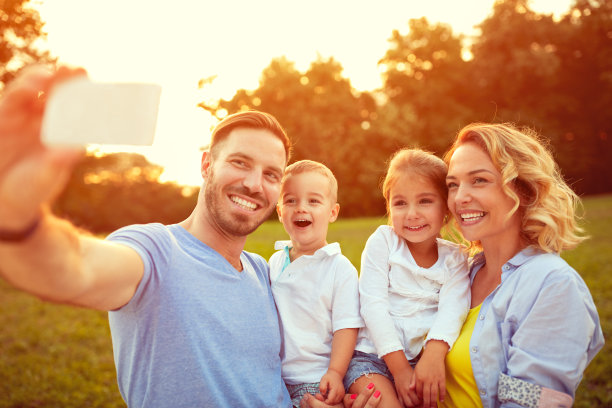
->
[319,369,345,405]
[0,65,86,231]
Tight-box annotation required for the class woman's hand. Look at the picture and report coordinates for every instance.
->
[300,383,381,408]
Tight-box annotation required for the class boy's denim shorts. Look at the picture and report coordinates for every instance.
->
[343,350,394,390]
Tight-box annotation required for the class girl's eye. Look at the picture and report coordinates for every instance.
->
[392,200,406,206]
[284,198,296,204]
[309,199,321,204]
[447,182,458,189]
[420,199,433,204]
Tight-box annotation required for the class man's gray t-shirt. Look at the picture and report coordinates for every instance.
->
[107,223,291,407]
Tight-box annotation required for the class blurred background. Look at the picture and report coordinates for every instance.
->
[1,0,610,232]
[1,1,611,406]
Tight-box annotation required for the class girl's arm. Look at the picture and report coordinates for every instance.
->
[425,246,470,349]
[359,227,404,357]
[320,328,358,405]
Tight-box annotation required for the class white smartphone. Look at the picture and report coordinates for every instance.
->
[41,78,162,146]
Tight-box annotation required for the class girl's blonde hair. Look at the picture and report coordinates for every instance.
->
[382,148,450,224]
[444,123,586,253]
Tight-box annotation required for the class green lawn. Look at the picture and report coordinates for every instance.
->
[0,195,610,407]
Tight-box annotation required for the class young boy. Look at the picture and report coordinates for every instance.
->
[269,160,363,408]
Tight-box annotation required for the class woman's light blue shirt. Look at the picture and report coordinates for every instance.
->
[468,248,604,407]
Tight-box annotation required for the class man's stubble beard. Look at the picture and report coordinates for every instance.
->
[203,167,275,237]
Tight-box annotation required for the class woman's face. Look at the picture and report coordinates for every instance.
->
[446,142,521,247]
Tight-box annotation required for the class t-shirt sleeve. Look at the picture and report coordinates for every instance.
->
[106,223,173,311]
[331,256,364,332]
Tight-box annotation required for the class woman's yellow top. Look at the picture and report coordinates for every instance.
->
[438,304,483,408]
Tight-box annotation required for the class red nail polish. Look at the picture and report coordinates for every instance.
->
[350,394,357,400]
[374,390,381,398]
[367,382,374,390]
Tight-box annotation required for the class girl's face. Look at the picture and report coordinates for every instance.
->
[446,142,521,247]
[389,172,447,251]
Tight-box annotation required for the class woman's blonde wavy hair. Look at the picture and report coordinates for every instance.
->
[444,123,587,253]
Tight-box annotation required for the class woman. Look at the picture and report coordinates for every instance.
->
[440,123,603,407]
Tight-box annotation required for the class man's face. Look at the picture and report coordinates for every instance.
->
[203,127,286,237]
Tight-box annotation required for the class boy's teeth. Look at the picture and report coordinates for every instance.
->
[462,212,484,221]
[294,219,312,227]
[231,196,256,210]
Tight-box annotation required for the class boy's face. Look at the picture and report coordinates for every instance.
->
[277,171,339,256]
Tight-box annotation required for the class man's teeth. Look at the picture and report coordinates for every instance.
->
[231,196,257,211]
[462,212,485,221]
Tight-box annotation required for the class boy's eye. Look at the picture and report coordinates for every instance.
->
[283,198,296,204]
[309,199,321,204]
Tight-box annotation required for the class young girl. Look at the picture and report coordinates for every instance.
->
[343,148,470,408]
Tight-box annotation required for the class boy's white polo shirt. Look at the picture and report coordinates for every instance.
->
[269,241,364,385]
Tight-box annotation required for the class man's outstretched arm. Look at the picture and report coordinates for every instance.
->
[0,66,143,311]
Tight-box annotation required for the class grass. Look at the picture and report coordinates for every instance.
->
[0,195,610,407]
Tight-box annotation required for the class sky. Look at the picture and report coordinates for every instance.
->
[34,0,573,186]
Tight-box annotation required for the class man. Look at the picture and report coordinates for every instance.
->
[0,66,292,407]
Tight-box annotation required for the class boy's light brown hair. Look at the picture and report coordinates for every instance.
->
[281,160,338,203]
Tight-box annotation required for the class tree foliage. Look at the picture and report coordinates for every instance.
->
[53,152,198,234]
[0,0,54,87]
[199,0,611,218]
[201,56,388,216]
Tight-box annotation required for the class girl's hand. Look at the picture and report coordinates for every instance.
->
[410,340,449,408]
[319,370,345,405]
[394,368,420,407]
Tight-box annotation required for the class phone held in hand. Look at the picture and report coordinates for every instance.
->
[41,78,162,147]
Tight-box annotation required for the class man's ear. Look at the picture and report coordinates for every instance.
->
[201,151,212,179]
[329,203,340,223]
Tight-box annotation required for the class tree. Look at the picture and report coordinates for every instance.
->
[0,0,54,87]
[53,151,198,234]
[471,0,612,194]
[200,56,388,216]
[379,17,473,154]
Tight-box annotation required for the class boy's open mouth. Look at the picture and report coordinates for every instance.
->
[294,219,312,227]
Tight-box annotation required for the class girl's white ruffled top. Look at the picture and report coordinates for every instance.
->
[356,225,470,360]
